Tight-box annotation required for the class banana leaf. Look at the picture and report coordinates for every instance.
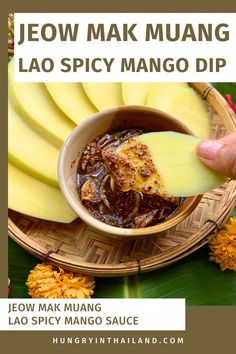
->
[211,82,236,102]
[8,219,236,304]
[94,247,236,304]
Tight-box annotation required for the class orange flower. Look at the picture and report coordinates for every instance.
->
[225,217,236,235]
[208,217,236,271]
[26,263,95,298]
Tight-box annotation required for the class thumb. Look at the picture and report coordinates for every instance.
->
[197,139,236,179]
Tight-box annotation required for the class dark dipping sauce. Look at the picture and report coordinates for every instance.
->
[77,129,183,228]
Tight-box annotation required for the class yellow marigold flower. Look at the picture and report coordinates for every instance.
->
[26,263,95,298]
[208,217,236,271]
[225,217,236,235]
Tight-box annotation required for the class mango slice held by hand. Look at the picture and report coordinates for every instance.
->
[82,83,123,111]
[102,132,227,197]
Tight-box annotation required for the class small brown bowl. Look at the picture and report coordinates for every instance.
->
[58,106,202,239]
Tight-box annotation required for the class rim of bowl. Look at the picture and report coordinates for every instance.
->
[58,105,202,237]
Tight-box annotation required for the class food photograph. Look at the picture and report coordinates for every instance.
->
[7,13,236,303]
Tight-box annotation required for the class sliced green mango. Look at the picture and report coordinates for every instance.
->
[146,82,189,111]
[103,132,227,197]
[8,103,59,187]
[82,83,123,111]
[8,164,77,223]
[146,83,210,138]
[122,83,151,105]
[9,60,75,148]
[45,82,97,124]
[167,88,210,138]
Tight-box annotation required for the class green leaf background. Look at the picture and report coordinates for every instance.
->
[212,82,236,101]
[8,84,236,303]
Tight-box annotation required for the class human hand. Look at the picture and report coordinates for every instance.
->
[197,132,236,179]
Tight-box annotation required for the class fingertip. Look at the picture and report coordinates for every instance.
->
[197,140,224,160]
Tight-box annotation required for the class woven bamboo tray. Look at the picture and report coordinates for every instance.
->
[8,83,236,276]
